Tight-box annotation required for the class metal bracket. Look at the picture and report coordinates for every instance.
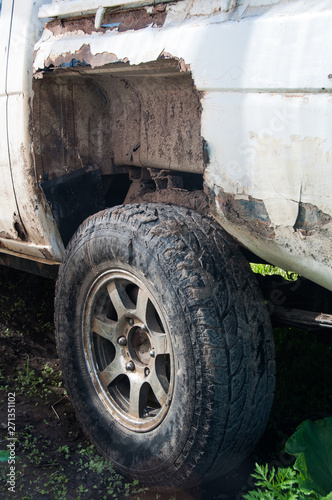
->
[95,6,106,29]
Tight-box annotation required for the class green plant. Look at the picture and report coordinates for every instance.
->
[75,444,148,498]
[285,418,332,498]
[4,359,65,402]
[244,419,332,500]
[250,263,298,281]
[58,445,70,460]
[15,364,50,399]
[0,449,10,462]
[244,463,309,499]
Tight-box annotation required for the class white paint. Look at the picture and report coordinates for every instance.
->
[94,7,106,30]
[34,2,332,92]
[0,0,19,239]
[38,0,177,19]
[203,92,332,221]
[1,0,64,261]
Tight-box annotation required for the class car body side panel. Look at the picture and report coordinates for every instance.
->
[2,0,64,261]
[32,0,332,289]
[0,0,20,240]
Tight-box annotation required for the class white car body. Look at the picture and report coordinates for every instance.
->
[1,0,331,289]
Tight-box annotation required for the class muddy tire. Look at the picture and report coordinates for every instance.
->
[55,204,275,488]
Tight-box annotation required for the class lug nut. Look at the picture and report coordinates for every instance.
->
[141,324,148,332]
[149,349,155,358]
[117,336,127,346]
[145,368,150,377]
[126,361,135,371]
[127,318,134,326]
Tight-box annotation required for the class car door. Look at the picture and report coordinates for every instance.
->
[0,0,21,240]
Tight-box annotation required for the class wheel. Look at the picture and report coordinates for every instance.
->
[55,203,275,488]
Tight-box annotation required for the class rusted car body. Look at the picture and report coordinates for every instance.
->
[0,0,331,488]
[1,0,331,290]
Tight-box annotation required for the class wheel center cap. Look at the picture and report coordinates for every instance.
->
[129,327,151,366]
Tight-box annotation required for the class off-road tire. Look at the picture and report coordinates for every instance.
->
[55,203,275,488]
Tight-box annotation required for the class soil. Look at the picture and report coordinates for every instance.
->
[0,266,331,500]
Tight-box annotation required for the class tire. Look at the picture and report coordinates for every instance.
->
[55,203,275,488]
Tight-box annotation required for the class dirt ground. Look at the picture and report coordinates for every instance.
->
[0,266,331,500]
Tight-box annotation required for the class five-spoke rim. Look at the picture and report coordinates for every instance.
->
[83,269,174,432]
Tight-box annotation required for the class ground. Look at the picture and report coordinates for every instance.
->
[0,266,331,500]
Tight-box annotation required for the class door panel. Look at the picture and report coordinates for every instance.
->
[0,0,20,239]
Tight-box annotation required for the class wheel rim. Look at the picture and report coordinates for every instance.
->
[83,269,174,432]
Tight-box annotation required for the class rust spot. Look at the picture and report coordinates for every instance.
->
[212,190,275,239]
[40,248,54,261]
[46,7,166,36]
[13,213,27,241]
[294,202,332,235]
[124,169,209,214]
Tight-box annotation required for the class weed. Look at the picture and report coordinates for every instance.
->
[244,463,303,499]
[0,421,150,500]
[58,444,70,460]
[251,263,298,281]
[245,419,332,500]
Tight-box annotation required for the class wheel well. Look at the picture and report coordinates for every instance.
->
[32,61,207,246]
[40,165,207,246]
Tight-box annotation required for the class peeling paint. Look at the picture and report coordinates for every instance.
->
[294,203,332,235]
[2,0,332,292]
[211,186,332,291]
[215,191,275,239]
[45,7,167,35]
[44,43,126,69]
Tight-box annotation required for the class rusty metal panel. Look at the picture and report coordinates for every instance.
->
[32,68,203,176]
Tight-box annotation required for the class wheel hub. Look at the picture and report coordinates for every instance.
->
[83,269,173,432]
[129,325,152,366]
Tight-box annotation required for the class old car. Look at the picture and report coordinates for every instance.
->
[0,0,331,488]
